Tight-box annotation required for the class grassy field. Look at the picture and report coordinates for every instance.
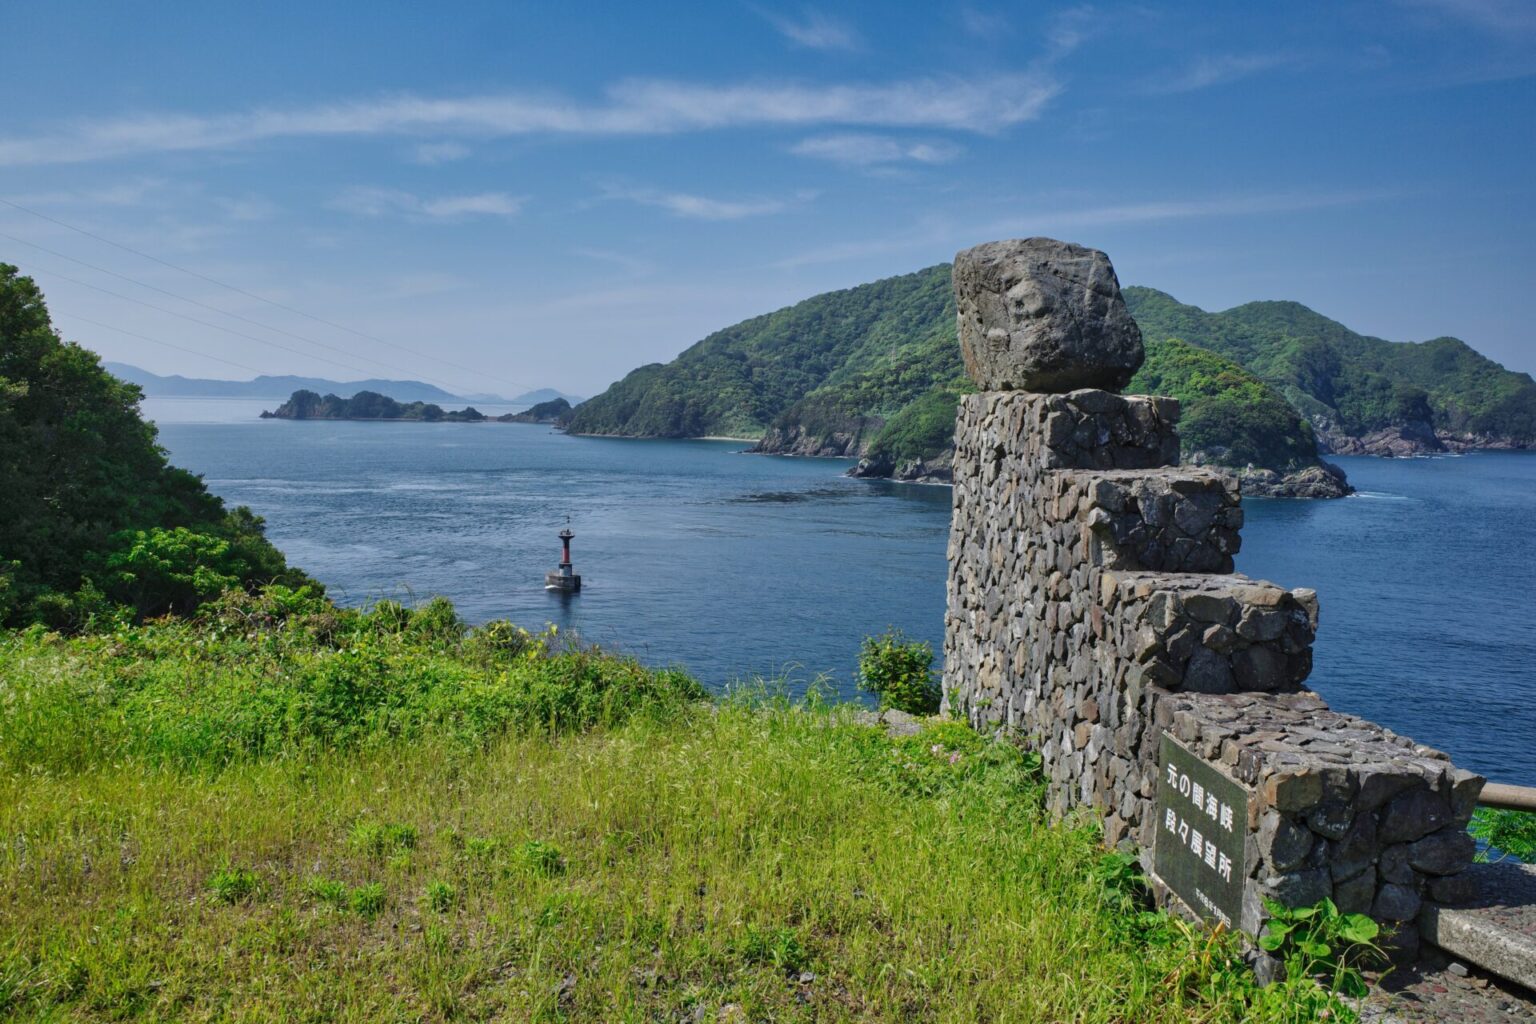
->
[0,591,1352,1022]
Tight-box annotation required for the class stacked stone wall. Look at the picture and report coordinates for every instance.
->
[944,389,1482,941]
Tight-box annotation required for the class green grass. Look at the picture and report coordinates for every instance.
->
[0,598,1353,1021]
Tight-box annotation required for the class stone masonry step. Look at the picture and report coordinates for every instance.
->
[1419,860,1536,993]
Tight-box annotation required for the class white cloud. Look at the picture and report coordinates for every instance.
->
[410,141,472,164]
[791,133,962,166]
[420,193,522,217]
[756,7,861,50]
[1145,53,1295,94]
[1399,0,1536,32]
[330,186,523,220]
[598,184,814,221]
[0,74,1059,166]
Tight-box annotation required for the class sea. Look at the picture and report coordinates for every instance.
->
[145,397,1536,788]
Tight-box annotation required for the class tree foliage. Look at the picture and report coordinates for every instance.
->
[263,389,486,421]
[0,263,310,627]
[564,265,1346,473]
[1128,337,1319,469]
[1126,287,1536,442]
[567,264,961,439]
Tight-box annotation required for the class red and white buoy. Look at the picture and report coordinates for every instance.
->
[545,522,582,592]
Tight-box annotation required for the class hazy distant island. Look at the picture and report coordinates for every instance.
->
[261,389,575,426]
[107,361,580,408]
[567,263,1536,498]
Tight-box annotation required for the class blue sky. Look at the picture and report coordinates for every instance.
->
[1,0,1532,397]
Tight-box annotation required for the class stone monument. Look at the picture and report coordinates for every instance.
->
[942,237,1483,952]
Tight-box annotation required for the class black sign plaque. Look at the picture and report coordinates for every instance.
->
[1153,733,1250,929]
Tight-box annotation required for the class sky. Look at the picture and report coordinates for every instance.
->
[1,0,1533,399]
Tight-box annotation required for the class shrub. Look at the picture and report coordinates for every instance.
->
[409,596,464,641]
[858,628,939,715]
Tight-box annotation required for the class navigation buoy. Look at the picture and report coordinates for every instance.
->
[545,522,582,592]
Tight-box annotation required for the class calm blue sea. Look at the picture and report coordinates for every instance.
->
[146,398,1536,787]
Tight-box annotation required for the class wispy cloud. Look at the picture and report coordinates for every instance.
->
[959,6,1012,38]
[385,271,470,298]
[573,247,656,276]
[791,133,961,166]
[330,186,523,220]
[0,74,1058,167]
[410,141,472,164]
[1,179,167,208]
[773,189,1404,268]
[755,6,861,50]
[1399,0,1536,32]
[1144,53,1295,94]
[984,189,1404,232]
[1043,6,1096,63]
[213,195,279,222]
[598,183,814,221]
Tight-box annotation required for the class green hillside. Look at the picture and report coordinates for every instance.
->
[1127,337,1318,470]
[1125,288,1536,445]
[576,266,1534,473]
[570,265,1323,476]
[567,265,961,439]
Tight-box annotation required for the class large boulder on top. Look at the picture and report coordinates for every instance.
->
[954,238,1144,392]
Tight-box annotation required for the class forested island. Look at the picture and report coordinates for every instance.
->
[261,390,574,425]
[568,264,1536,497]
[262,389,490,422]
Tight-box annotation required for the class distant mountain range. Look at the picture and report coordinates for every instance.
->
[104,362,581,409]
[568,263,1535,496]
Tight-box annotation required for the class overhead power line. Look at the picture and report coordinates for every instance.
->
[0,195,539,396]
[12,255,430,383]
[66,312,271,378]
[0,230,475,394]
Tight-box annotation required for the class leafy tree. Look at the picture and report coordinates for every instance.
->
[0,263,311,626]
[101,527,249,618]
